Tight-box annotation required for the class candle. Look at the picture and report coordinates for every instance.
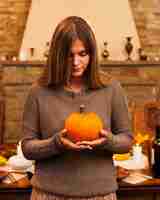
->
[17,141,23,157]
[19,49,28,61]
[132,144,142,162]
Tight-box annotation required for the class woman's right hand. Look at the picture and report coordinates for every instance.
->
[59,129,93,151]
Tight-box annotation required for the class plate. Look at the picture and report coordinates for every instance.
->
[114,154,148,170]
[113,153,131,161]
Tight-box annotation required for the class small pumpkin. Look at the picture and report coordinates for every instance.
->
[65,105,103,142]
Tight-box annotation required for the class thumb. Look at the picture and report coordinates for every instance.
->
[100,129,108,137]
[60,129,67,137]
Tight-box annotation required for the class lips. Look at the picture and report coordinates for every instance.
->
[73,67,82,72]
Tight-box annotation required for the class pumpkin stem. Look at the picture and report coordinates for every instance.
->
[80,104,85,113]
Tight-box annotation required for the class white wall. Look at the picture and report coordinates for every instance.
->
[21,0,140,61]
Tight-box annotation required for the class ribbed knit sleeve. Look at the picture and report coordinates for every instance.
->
[100,80,133,153]
[21,88,64,160]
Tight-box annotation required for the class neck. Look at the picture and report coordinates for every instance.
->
[65,77,85,93]
[70,77,84,87]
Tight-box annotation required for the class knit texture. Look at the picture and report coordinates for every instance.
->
[21,79,132,197]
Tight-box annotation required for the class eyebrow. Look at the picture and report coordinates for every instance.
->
[78,50,87,54]
[69,49,88,56]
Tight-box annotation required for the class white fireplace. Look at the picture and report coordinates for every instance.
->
[21,0,140,61]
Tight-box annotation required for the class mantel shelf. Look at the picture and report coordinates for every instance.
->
[100,60,160,68]
[0,60,160,68]
[0,60,46,67]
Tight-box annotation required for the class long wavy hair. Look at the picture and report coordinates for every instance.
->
[39,16,111,89]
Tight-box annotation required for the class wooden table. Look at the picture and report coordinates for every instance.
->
[118,177,160,200]
[0,176,31,200]
[0,176,160,200]
[0,144,160,200]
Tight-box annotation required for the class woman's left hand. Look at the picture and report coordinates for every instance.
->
[76,129,109,148]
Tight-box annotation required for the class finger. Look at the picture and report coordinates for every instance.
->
[78,145,93,150]
[89,138,107,147]
[84,145,93,150]
[61,137,82,150]
[76,141,91,146]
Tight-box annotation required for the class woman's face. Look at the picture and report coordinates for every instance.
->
[68,39,90,78]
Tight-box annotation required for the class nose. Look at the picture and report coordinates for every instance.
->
[73,55,80,66]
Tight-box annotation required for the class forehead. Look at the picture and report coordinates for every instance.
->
[70,39,86,52]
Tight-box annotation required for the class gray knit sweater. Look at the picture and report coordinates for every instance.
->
[21,79,133,197]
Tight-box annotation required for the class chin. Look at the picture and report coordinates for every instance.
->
[72,71,84,77]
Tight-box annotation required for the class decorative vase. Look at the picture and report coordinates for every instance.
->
[29,48,35,60]
[138,48,147,61]
[125,37,133,61]
[101,41,109,60]
[30,48,34,57]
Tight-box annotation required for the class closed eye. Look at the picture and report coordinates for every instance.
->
[79,50,88,57]
[69,50,88,58]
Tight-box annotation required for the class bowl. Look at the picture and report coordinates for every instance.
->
[8,155,33,171]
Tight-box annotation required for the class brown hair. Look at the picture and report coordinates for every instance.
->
[39,16,111,89]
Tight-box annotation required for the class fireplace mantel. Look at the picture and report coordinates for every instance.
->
[0,60,160,68]
[0,60,45,67]
[100,60,160,68]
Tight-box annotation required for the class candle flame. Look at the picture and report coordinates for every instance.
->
[134,132,149,145]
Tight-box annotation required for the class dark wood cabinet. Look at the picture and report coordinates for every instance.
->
[1,178,160,200]
[0,188,31,200]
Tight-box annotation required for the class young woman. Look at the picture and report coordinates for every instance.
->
[21,16,133,200]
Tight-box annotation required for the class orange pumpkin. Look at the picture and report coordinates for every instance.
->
[65,105,103,142]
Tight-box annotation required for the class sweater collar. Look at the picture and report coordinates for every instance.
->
[60,84,90,98]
